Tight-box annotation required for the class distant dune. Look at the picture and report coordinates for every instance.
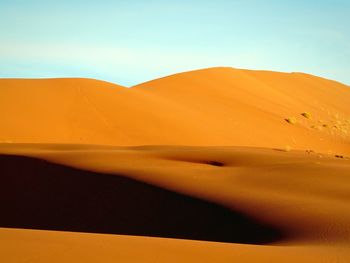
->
[1,67,350,155]
[1,68,350,262]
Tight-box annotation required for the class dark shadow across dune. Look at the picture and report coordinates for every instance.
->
[0,154,284,244]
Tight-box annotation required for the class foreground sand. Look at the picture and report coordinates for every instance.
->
[1,144,350,261]
[2,228,349,263]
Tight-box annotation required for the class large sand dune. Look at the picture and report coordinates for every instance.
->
[1,68,350,154]
[1,68,350,262]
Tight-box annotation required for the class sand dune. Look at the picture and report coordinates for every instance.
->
[0,151,282,244]
[1,144,350,244]
[1,68,350,154]
[1,144,350,261]
[1,68,350,262]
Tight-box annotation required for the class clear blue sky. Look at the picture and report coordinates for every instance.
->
[1,0,349,86]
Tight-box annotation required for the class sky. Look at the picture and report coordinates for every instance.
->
[0,0,349,86]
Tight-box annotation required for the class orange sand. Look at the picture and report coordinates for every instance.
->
[1,68,350,262]
[1,68,350,154]
[1,228,350,263]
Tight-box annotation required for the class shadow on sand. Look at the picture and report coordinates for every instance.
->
[0,154,284,244]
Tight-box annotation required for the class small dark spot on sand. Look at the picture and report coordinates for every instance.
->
[205,160,224,167]
[335,155,344,159]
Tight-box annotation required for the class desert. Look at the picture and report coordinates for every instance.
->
[1,67,350,262]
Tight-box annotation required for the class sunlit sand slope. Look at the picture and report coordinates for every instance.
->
[1,68,350,154]
[1,228,349,263]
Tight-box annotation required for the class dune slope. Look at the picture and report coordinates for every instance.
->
[1,68,350,154]
[0,153,282,244]
[1,144,350,262]
[1,144,350,244]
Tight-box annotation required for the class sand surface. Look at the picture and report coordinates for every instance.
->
[1,68,350,154]
[1,144,350,261]
[1,228,350,263]
[1,68,350,262]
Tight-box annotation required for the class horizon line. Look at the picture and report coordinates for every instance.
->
[1,66,349,88]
